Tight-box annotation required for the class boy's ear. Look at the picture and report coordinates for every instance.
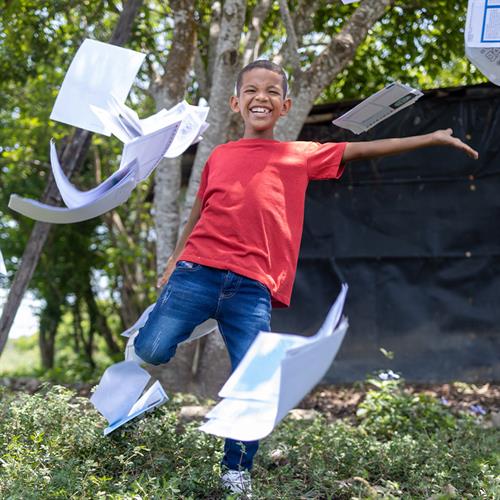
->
[280,97,292,117]
[230,95,240,113]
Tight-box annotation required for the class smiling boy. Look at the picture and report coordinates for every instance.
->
[134,60,478,495]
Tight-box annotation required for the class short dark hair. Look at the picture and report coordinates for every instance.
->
[235,60,288,97]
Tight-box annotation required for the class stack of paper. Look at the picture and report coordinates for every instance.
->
[90,303,219,434]
[92,97,209,158]
[90,361,168,435]
[465,0,500,85]
[9,38,210,224]
[199,284,348,441]
[332,83,423,134]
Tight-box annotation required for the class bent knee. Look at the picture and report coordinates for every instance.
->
[134,335,176,365]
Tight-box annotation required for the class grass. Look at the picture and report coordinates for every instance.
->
[0,376,498,499]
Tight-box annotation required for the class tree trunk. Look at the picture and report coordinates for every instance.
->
[0,0,144,358]
[151,0,197,274]
[84,277,121,355]
[39,300,61,370]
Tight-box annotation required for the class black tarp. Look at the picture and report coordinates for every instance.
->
[271,83,500,382]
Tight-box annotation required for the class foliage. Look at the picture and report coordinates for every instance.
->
[0,0,491,373]
[0,378,498,499]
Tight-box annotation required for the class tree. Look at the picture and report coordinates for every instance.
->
[0,0,144,357]
[0,1,486,390]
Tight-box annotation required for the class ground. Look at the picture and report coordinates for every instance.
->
[1,376,499,424]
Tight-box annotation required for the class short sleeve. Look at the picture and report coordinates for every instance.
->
[306,142,347,180]
[196,159,210,200]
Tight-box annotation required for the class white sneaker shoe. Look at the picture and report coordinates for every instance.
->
[221,469,252,497]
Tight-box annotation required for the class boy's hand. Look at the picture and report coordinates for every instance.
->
[431,129,479,160]
[157,257,176,288]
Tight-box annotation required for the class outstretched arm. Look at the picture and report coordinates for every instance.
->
[342,129,479,162]
[157,196,202,288]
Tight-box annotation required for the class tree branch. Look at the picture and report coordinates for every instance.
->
[275,0,395,141]
[207,1,223,92]
[242,0,273,67]
[278,0,301,75]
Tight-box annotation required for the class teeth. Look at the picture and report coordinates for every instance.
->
[250,107,271,114]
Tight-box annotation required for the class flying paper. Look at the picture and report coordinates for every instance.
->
[50,39,146,134]
[332,83,423,134]
[91,98,210,159]
[9,120,180,224]
[92,305,219,434]
[465,0,500,85]
[200,284,348,441]
[8,160,139,224]
[90,361,168,435]
[465,0,500,48]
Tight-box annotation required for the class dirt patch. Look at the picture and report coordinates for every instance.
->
[2,377,499,422]
[299,382,500,421]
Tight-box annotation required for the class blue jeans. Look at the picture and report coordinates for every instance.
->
[134,261,272,471]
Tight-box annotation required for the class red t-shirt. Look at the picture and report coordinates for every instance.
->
[179,138,346,307]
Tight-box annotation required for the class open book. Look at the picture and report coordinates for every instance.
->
[332,83,423,134]
[200,284,348,441]
[90,361,168,436]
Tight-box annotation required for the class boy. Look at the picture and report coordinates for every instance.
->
[134,60,478,495]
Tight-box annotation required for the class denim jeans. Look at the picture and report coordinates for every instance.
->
[134,261,272,471]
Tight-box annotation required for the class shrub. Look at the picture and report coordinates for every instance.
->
[0,379,498,499]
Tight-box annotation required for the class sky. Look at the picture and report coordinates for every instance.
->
[0,290,41,339]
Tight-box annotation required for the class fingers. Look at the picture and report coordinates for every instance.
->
[452,136,479,160]
[156,271,170,288]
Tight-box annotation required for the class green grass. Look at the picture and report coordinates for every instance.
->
[0,335,41,376]
[0,378,498,499]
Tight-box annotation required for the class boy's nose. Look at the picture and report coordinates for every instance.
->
[255,93,269,101]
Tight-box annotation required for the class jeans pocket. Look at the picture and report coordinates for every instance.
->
[176,260,202,272]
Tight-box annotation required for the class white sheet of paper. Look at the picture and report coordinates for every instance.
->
[119,122,181,180]
[50,140,137,208]
[466,0,500,48]
[465,45,500,85]
[0,249,7,276]
[201,285,348,441]
[201,319,348,441]
[50,39,145,134]
[276,319,348,421]
[109,94,143,137]
[90,360,151,425]
[200,401,276,441]
[333,83,423,134]
[103,381,168,435]
[90,105,135,143]
[8,160,138,223]
[218,333,308,402]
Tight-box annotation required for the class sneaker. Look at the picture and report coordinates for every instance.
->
[221,469,252,497]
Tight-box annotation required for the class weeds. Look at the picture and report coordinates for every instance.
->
[0,376,498,499]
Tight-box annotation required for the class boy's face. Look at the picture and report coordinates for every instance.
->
[230,68,291,139]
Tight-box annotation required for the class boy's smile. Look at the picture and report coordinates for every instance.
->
[230,67,291,140]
